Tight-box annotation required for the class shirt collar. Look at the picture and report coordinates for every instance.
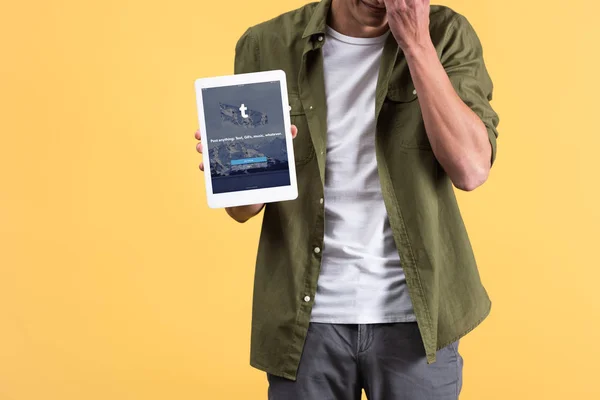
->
[302,0,333,39]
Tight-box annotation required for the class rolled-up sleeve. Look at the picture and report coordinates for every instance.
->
[442,14,500,166]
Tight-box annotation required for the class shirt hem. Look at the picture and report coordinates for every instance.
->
[250,360,297,381]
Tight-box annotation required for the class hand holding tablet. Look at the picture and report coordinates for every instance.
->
[194,70,299,209]
[194,124,298,220]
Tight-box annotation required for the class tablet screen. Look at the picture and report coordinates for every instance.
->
[201,81,290,194]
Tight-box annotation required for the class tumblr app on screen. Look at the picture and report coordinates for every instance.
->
[202,82,290,194]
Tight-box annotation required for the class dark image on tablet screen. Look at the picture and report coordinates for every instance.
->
[202,81,291,194]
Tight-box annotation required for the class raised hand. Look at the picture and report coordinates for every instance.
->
[382,0,431,52]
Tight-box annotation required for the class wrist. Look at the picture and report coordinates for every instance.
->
[402,38,436,60]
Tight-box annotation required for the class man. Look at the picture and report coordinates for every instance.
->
[195,0,499,398]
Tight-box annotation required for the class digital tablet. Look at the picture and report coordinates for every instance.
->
[195,70,298,209]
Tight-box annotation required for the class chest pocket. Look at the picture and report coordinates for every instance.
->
[382,82,432,150]
[288,93,315,164]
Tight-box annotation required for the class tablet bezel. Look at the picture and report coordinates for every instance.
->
[195,70,298,209]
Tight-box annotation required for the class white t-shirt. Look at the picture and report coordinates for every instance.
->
[310,26,416,324]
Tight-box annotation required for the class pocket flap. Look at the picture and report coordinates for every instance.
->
[386,84,418,103]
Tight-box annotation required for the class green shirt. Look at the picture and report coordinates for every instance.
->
[233,0,499,380]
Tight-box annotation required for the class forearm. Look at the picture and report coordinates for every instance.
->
[225,203,265,223]
[404,42,492,191]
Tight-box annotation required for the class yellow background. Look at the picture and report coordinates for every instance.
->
[1,0,599,398]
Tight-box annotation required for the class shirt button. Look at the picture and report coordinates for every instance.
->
[412,89,417,95]
[314,247,321,254]
[304,295,311,302]
[319,198,324,204]
[317,35,324,42]
[309,105,313,110]
[289,105,292,111]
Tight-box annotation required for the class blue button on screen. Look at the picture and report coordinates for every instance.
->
[231,157,268,166]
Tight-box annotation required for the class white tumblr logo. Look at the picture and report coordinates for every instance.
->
[239,103,249,119]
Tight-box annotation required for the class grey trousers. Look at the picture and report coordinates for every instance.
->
[267,322,463,400]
